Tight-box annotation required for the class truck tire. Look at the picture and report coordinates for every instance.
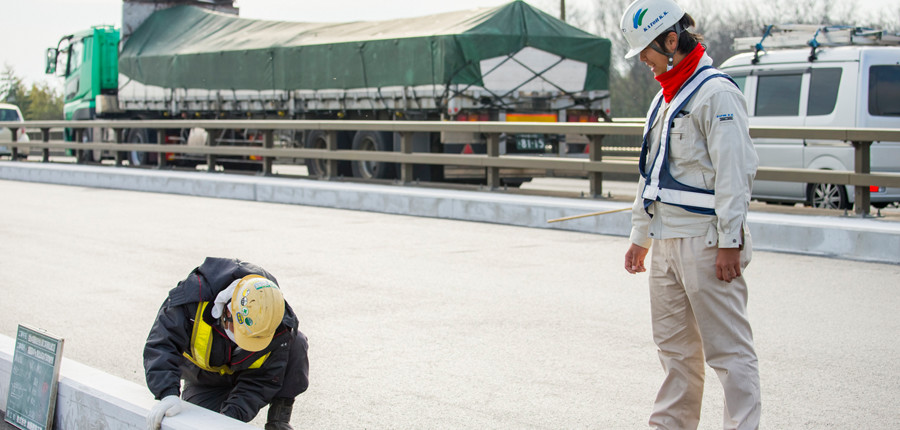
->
[305,130,351,178]
[351,130,396,180]
[124,128,158,166]
[77,128,102,163]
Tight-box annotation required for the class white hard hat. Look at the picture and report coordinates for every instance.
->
[620,0,686,59]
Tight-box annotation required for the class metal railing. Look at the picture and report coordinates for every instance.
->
[3,119,900,216]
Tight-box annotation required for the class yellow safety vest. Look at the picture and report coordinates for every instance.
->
[183,302,270,375]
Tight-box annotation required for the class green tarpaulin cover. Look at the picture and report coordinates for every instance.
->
[119,1,610,92]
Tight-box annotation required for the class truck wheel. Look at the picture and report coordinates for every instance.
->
[305,130,352,178]
[807,182,849,210]
[305,130,328,177]
[351,131,395,180]
[124,129,158,166]
[77,128,102,163]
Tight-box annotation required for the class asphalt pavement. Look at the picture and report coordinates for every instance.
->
[1,178,898,429]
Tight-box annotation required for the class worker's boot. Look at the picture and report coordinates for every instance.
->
[265,397,295,430]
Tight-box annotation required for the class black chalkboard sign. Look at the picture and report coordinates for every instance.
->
[4,325,64,430]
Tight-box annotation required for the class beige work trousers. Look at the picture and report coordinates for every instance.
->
[648,235,760,430]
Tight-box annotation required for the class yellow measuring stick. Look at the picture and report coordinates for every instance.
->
[546,206,631,223]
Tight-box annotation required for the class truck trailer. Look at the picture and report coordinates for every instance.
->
[45,0,612,184]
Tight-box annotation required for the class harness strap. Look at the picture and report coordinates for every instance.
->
[183,302,271,376]
[639,66,737,216]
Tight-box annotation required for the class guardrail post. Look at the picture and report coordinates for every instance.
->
[486,133,500,189]
[113,128,124,167]
[206,128,216,172]
[400,132,413,184]
[9,127,19,160]
[155,129,167,169]
[325,130,338,179]
[588,135,604,197]
[852,140,872,217]
[41,128,50,162]
[263,129,274,175]
[74,128,84,164]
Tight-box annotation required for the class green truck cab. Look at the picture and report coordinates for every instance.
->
[46,26,120,125]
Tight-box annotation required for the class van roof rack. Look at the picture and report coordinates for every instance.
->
[733,24,900,63]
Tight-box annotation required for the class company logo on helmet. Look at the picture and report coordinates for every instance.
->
[632,8,648,29]
[641,11,669,33]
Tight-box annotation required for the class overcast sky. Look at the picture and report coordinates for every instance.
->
[2,0,896,91]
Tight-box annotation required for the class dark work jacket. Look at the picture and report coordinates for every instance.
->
[143,257,299,422]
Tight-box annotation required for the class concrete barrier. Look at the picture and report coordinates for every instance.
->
[0,334,253,429]
[1,162,898,264]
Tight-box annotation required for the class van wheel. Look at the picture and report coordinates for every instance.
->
[807,182,849,209]
[351,131,395,180]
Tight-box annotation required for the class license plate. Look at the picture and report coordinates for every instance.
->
[515,135,545,151]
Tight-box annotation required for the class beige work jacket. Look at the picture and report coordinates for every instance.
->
[629,54,759,249]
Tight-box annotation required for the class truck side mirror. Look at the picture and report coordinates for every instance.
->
[45,48,58,74]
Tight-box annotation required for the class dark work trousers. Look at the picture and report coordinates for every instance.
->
[181,330,309,420]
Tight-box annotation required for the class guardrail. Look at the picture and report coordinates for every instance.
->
[2,119,900,216]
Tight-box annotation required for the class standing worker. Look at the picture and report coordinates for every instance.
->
[144,257,309,430]
[619,0,761,429]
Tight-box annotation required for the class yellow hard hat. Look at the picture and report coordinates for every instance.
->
[230,275,285,352]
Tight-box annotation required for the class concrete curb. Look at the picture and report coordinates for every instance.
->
[2,162,898,265]
[0,334,253,429]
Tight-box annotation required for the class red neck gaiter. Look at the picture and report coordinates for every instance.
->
[655,44,706,102]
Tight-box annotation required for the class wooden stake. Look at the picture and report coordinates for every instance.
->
[547,206,631,223]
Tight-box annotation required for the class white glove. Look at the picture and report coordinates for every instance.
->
[147,395,183,430]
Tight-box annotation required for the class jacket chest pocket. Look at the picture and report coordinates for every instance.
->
[668,116,698,162]
[667,115,712,188]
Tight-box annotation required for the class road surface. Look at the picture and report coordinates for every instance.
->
[0,179,898,429]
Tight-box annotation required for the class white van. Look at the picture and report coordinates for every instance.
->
[719,26,900,209]
[0,103,30,158]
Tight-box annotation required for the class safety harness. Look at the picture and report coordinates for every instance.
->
[183,302,270,375]
[639,65,738,216]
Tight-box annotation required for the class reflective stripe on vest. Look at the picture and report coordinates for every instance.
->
[639,66,737,215]
[183,302,270,376]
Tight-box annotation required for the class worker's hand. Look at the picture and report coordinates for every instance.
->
[147,395,183,430]
[625,243,649,274]
[716,248,742,283]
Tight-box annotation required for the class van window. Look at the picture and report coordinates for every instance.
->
[869,65,900,116]
[755,74,802,116]
[0,108,21,122]
[807,68,841,116]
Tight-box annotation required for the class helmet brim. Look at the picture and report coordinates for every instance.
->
[624,45,646,59]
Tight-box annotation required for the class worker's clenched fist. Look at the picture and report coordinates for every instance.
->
[147,395,183,430]
[624,243,649,274]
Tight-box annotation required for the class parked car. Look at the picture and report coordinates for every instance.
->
[720,25,900,209]
[0,103,30,158]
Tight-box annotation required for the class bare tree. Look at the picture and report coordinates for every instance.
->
[527,0,899,120]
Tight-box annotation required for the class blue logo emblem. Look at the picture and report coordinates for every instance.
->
[633,8,648,29]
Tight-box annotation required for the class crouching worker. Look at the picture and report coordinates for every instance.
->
[144,257,309,430]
